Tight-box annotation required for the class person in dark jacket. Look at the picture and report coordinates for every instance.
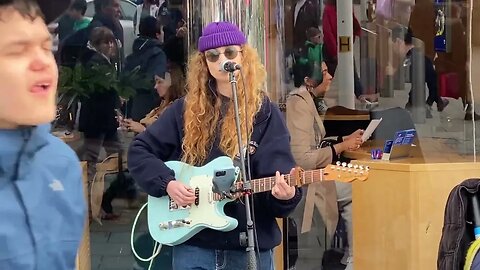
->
[291,0,320,51]
[125,16,167,121]
[56,0,89,42]
[128,21,302,269]
[59,0,123,68]
[122,63,186,132]
[0,0,86,268]
[77,27,123,219]
[390,26,448,116]
[158,1,187,70]
[90,0,123,44]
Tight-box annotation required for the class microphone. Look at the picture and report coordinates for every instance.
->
[219,61,241,72]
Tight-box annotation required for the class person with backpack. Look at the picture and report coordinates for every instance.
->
[124,16,167,121]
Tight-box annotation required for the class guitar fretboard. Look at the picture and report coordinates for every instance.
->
[250,169,324,193]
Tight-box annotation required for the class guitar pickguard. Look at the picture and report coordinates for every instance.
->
[168,187,200,211]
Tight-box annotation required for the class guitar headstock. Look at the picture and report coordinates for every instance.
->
[323,161,370,182]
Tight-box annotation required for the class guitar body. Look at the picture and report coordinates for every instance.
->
[145,156,370,247]
[147,156,239,246]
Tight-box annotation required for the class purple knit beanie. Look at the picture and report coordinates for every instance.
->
[198,21,247,52]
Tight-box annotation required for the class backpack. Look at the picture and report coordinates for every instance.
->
[438,179,480,270]
[465,238,480,270]
[123,45,166,120]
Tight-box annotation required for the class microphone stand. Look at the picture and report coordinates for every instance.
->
[229,71,257,270]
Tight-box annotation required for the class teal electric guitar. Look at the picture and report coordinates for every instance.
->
[147,156,369,246]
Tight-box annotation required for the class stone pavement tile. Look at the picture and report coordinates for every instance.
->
[109,232,131,244]
[100,255,135,270]
[91,242,132,256]
[292,258,323,270]
[91,231,111,243]
[91,222,133,233]
[91,255,103,270]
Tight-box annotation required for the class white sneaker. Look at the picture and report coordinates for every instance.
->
[340,252,350,265]
[341,255,353,270]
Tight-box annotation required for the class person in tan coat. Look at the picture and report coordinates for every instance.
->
[286,61,363,270]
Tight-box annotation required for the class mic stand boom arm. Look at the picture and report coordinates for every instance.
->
[229,71,257,270]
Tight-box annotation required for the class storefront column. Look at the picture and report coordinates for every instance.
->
[336,0,356,109]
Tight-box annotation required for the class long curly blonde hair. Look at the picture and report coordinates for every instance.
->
[182,45,267,165]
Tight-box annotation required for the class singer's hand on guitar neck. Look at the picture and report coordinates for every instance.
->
[166,180,196,206]
[271,169,296,200]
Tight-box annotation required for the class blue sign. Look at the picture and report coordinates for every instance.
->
[434,0,450,52]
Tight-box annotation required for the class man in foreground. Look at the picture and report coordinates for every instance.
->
[0,0,86,269]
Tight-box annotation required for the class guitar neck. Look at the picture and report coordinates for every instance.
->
[249,169,324,194]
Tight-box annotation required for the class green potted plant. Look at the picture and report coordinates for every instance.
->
[54,63,152,130]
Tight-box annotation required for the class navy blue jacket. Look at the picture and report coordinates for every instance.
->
[128,96,302,250]
[124,37,167,120]
[125,37,167,79]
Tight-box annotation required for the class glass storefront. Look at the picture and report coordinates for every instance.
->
[263,0,480,269]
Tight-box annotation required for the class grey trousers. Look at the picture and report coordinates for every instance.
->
[336,181,353,261]
[77,131,123,180]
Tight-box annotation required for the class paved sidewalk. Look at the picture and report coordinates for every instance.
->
[90,198,148,270]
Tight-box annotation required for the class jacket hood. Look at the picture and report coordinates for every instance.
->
[305,40,321,48]
[132,37,163,54]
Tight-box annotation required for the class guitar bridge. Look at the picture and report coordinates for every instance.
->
[159,218,192,230]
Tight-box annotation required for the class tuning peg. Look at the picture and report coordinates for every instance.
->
[348,163,353,168]
[342,162,347,167]
[336,161,341,166]
[365,166,370,171]
[359,165,364,170]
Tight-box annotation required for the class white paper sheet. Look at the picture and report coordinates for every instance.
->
[362,118,383,142]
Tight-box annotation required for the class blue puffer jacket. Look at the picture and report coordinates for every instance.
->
[0,124,86,269]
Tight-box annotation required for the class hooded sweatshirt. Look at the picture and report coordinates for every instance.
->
[128,94,302,251]
[125,37,167,121]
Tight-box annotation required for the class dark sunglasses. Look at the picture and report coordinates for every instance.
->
[205,46,242,62]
